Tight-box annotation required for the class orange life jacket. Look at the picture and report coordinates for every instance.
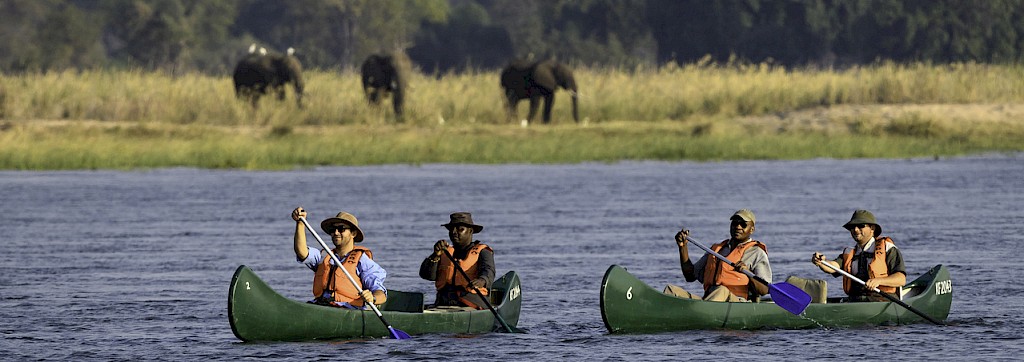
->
[703,240,768,299]
[436,243,492,297]
[313,246,373,307]
[841,236,897,295]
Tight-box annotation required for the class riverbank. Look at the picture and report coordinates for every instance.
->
[2,64,1024,169]
[3,103,1022,169]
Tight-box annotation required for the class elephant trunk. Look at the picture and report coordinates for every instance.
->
[570,89,579,123]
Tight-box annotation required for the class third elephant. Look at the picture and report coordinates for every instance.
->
[500,59,579,124]
[360,54,408,119]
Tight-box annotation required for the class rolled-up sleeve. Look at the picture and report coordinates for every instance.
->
[749,247,772,284]
[300,247,323,271]
[357,254,388,294]
[693,253,709,283]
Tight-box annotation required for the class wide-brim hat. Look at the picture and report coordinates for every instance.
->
[442,212,483,233]
[321,211,364,243]
[843,209,881,237]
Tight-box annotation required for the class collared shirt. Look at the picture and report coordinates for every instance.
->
[299,246,388,308]
[842,237,906,279]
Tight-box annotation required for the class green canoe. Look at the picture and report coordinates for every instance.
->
[600,264,951,332]
[228,265,522,341]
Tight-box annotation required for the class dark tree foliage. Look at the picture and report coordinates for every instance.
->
[408,1,514,74]
[4,0,1024,73]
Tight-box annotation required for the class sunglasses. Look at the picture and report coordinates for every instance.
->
[327,224,352,233]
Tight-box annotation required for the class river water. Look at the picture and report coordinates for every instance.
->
[1,154,1021,360]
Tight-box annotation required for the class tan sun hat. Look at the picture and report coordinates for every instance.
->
[731,209,756,224]
[442,212,483,233]
[843,209,881,237]
[320,211,364,243]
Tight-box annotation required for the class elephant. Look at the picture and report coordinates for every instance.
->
[500,59,579,124]
[232,46,304,108]
[360,53,408,119]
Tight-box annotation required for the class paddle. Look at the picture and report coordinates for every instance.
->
[440,248,523,333]
[298,217,412,340]
[684,236,811,315]
[814,260,944,325]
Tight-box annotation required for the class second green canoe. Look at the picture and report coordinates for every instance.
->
[601,264,951,333]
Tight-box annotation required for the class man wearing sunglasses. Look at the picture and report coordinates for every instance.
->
[291,207,388,309]
[419,212,495,310]
[811,209,906,302]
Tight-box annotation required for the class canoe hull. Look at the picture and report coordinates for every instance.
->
[600,264,951,333]
[228,265,522,341]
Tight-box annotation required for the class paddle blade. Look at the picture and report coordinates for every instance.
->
[768,282,812,315]
[388,327,412,340]
[496,324,527,334]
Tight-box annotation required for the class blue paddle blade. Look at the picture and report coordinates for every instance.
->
[389,327,412,340]
[768,282,812,315]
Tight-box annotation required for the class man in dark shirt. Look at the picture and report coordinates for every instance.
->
[419,212,495,309]
[812,209,906,302]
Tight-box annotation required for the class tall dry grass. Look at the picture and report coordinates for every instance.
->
[1,61,1023,169]
[4,61,1024,126]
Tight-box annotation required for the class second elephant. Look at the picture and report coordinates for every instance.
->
[360,54,407,119]
[500,59,579,124]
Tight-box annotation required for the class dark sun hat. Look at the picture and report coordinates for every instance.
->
[442,212,483,233]
[320,211,364,243]
[843,209,881,237]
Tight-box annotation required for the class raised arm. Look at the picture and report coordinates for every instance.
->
[291,207,309,260]
[675,228,697,282]
[419,239,448,280]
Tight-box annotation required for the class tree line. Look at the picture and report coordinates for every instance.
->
[3,0,1024,75]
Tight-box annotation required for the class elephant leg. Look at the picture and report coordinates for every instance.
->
[570,93,579,123]
[504,92,519,122]
[392,91,404,119]
[292,83,304,109]
[527,96,543,124]
[367,88,380,104]
[542,94,555,124]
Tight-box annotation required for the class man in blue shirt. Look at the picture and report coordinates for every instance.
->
[291,207,388,309]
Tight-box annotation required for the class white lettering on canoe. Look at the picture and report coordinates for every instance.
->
[626,287,633,300]
[509,285,521,301]
[935,279,952,295]
[245,282,250,290]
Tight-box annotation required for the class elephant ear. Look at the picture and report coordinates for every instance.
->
[553,62,576,90]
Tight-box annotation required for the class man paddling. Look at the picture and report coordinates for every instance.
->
[811,209,906,302]
[664,209,772,302]
[419,212,495,310]
[291,207,389,309]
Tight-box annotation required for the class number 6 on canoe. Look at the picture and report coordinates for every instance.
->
[298,217,412,340]
[684,236,811,315]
